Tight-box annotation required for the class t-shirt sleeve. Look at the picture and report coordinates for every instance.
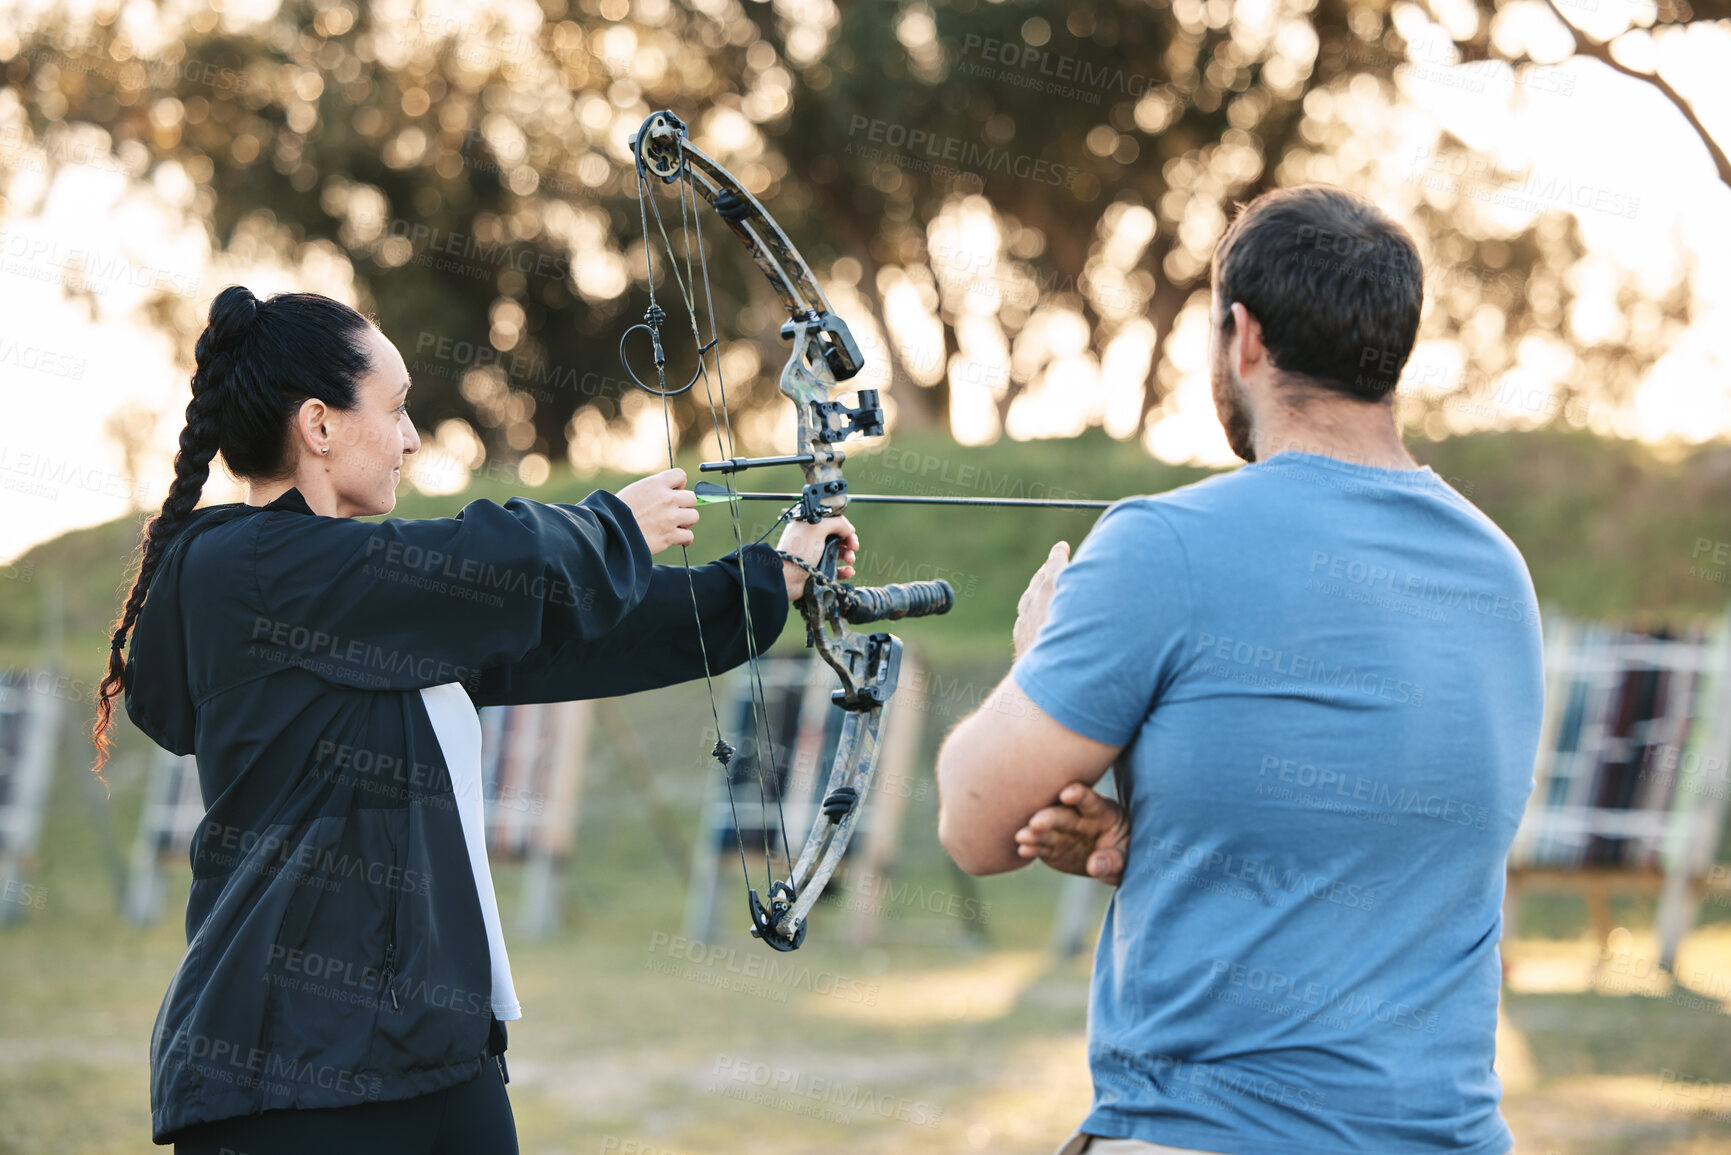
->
[1011,499,1192,747]
[247,491,652,691]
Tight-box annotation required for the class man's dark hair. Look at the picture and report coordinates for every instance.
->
[1211,185,1423,401]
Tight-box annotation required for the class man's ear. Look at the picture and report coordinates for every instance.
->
[1231,301,1276,381]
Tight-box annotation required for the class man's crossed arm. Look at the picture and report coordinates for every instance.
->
[934,543,1131,883]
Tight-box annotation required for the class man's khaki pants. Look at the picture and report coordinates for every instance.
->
[1055,1133,1516,1155]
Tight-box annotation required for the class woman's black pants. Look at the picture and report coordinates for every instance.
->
[172,1017,518,1155]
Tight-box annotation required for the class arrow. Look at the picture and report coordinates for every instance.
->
[692,482,1114,510]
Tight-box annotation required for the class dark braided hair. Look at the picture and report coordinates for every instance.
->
[92,285,375,776]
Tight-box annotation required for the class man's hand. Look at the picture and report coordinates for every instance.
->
[616,468,700,554]
[1014,781,1128,885]
[775,516,859,602]
[1013,541,1071,659]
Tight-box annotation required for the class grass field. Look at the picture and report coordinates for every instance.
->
[4,673,1731,1155]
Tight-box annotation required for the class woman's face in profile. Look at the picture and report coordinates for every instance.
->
[318,326,421,517]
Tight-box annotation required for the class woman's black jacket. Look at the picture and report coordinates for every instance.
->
[123,486,787,1142]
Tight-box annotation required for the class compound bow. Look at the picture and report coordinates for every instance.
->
[622,110,958,951]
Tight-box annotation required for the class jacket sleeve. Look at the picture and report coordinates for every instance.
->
[246,491,653,692]
[464,542,791,707]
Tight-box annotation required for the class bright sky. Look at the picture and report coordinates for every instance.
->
[0,0,1727,564]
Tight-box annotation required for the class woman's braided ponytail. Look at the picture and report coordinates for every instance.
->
[91,286,372,776]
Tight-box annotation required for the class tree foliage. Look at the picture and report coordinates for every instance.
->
[0,0,1712,473]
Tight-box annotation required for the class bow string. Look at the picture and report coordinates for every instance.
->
[623,109,956,950]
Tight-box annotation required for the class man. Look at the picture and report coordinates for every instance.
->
[936,185,1542,1155]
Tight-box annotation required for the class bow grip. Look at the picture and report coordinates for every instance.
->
[818,534,843,582]
[841,580,955,624]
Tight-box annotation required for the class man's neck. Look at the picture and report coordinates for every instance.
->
[1249,392,1420,471]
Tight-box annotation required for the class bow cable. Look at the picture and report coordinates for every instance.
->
[676,163,801,894]
[631,151,796,909]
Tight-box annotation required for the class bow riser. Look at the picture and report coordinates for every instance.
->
[781,321,849,522]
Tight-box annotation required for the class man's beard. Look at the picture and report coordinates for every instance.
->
[1210,338,1256,463]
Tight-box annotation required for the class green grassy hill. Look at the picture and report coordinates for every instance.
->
[5,428,1729,687]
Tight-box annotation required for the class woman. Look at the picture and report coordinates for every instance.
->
[91,285,857,1153]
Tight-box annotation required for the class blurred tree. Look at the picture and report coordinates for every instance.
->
[0,0,1710,477]
[1443,0,1730,188]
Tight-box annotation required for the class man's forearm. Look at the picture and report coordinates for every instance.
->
[934,706,1024,876]
[936,691,1035,875]
[936,675,1122,875]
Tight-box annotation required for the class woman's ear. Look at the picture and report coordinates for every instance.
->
[294,396,330,455]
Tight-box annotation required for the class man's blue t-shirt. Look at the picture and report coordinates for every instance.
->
[1014,451,1544,1155]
